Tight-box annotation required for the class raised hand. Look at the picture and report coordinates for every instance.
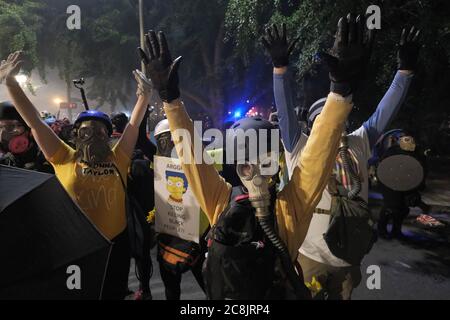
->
[0,51,23,85]
[397,26,421,71]
[319,13,375,97]
[133,69,152,98]
[261,23,300,68]
[138,30,182,103]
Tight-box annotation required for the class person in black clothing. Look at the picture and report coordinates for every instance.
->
[111,108,157,300]
[0,101,53,173]
[128,149,156,300]
[377,131,430,239]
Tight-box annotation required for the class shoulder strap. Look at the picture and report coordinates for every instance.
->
[337,135,362,199]
[207,186,243,242]
[112,163,127,192]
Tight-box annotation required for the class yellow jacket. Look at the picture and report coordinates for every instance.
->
[164,93,352,261]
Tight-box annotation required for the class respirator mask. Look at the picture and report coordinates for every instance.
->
[156,132,176,158]
[399,135,416,152]
[0,121,30,155]
[75,120,111,163]
[236,153,278,217]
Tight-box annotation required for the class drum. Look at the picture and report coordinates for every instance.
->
[375,129,424,192]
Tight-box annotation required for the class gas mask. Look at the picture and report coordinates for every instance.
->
[236,153,278,218]
[0,120,30,155]
[399,135,416,152]
[75,120,112,164]
[156,132,176,158]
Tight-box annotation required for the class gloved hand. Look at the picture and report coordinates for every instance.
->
[261,23,300,68]
[397,26,421,71]
[138,30,182,103]
[319,13,375,97]
[133,69,152,98]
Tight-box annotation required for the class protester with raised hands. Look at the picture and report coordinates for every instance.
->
[0,51,153,300]
[263,18,421,299]
[0,100,53,173]
[138,16,361,299]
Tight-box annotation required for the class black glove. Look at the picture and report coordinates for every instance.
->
[320,13,375,97]
[138,30,182,103]
[397,26,421,71]
[261,23,299,68]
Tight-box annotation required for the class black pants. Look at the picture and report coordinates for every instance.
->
[101,230,131,300]
[134,223,154,293]
[158,257,205,300]
[378,189,429,236]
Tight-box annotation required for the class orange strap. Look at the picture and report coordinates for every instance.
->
[161,250,188,265]
[159,243,194,266]
[159,243,191,259]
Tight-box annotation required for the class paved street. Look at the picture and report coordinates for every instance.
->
[353,207,450,299]
[128,208,450,300]
[128,158,450,300]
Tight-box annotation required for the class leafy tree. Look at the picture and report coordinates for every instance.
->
[0,0,45,92]
[225,0,450,153]
[36,0,142,112]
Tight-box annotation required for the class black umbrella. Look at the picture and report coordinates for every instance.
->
[0,165,112,300]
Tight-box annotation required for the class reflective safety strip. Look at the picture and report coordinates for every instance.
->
[159,242,195,266]
[161,250,188,266]
[160,242,191,259]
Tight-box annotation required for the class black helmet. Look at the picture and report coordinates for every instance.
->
[226,116,279,163]
[0,101,27,128]
[111,112,129,134]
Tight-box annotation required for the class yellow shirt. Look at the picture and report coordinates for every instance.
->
[48,142,131,240]
[164,93,352,261]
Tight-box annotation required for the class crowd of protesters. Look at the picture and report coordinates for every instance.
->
[0,11,441,300]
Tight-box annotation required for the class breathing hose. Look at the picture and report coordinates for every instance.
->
[338,135,362,199]
[253,205,310,300]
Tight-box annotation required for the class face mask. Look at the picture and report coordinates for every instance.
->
[0,121,29,155]
[236,154,278,218]
[75,121,111,163]
[399,136,416,152]
[8,134,30,155]
[157,132,175,158]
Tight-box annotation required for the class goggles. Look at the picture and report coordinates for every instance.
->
[0,121,26,136]
[77,122,109,141]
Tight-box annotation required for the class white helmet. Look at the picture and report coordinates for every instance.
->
[154,119,170,137]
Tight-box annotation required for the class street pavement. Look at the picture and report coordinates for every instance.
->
[128,158,450,300]
[128,207,450,300]
[353,206,450,299]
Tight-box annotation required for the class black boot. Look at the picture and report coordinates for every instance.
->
[392,206,409,240]
[378,206,390,239]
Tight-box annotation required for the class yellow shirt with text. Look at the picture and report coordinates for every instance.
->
[48,142,131,240]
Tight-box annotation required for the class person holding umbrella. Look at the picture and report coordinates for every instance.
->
[0,51,153,300]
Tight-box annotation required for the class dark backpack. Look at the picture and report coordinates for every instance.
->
[324,136,377,265]
[324,196,376,265]
[203,187,285,300]
[114,165,152,262]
